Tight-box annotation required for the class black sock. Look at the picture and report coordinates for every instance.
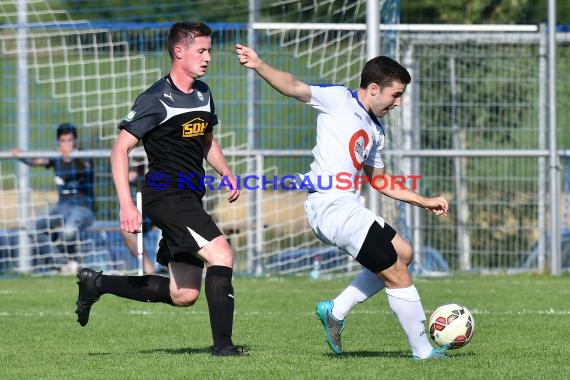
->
[205,266,235,350]
[97,275,173,305]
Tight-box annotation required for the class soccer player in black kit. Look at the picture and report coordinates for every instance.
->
[75,22,245,356]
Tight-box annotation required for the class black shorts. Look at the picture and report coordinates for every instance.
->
[356,221,398,273]
[144,194,222,267]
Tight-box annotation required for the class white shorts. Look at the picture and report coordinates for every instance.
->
[304,192,386,258]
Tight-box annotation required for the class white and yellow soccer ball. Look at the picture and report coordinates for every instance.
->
[429,303,475,349]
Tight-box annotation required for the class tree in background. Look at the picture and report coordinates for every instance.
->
[58,0,569,25]
[60,0,249,23]
[401,0,569,24]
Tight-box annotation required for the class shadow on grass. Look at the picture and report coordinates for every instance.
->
[444,351,476,359]
[88,347,213,356]
[325,350,476,359]
[139,347,213,355]
[327,350,409,358]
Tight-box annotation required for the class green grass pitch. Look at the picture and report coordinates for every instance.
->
[1,274,569,379]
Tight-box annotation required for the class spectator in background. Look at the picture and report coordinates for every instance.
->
[11,123,95,271]
[120,157,155,274]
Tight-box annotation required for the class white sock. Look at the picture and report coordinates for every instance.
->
[331,269,386,320]
[385,285,433,358]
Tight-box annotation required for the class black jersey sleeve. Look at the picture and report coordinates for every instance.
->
[204,94,219,133]
[118,92,164,140]
[45,158,55,169]
[207,94,219,134]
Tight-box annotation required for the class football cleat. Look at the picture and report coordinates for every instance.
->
[411,344,452,361]
[315,300,344,354]
[211,345,249,356]
[75,268,102,327]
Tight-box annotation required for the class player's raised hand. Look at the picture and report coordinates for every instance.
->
[236,43,262,69]
[425,196,449,216]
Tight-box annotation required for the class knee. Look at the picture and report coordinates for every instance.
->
[170,288,200,307]
[382,259,413,288]
[399,247,414,266]
[207,249,234,267]
[199,236,235,267]
[392,237,413,266]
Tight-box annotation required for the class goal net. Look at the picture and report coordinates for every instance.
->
[0,0,403,276]
[242,0,405,276]
[0,0,161,274]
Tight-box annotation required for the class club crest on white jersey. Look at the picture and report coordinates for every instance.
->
[349,129,370,170]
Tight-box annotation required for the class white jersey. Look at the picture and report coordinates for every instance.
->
[303,84,385,193]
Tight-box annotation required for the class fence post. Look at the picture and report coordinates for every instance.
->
[255,153,264,275]
[16,1,31,273]
[538,24,547,273]
[548,1,561,275]
[449,55,471,272]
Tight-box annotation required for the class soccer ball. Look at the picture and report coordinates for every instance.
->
[428,303,475,349]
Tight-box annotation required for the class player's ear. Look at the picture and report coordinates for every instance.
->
[175,45,184,59]
[368,82,379,96]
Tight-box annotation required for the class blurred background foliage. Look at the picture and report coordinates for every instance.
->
[50,0,570,25]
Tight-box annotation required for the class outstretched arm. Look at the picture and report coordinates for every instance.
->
[11,148,49,166]
[364,165,448,216]
[236,43,312,103]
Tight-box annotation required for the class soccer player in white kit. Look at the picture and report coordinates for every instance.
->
[236,44,450,360]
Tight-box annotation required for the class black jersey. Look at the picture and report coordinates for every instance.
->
[119,75,219,199]
[46,157,95,210]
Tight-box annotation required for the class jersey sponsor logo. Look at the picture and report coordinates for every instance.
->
[182,117,208,137]
[163,92,174,101]
[349,129,370,170]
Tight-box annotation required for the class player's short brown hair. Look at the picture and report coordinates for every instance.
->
[360,56,411,89]
[167,21,213,60]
